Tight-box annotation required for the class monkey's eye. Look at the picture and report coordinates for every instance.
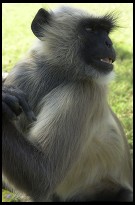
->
[85,27,98,34]
[85,27,92,32]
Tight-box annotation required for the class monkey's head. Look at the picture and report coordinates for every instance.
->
[31,7,118,83]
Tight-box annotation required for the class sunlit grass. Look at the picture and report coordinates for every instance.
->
[2,189,20,202]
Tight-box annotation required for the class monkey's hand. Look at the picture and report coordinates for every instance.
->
[2,85,36,122]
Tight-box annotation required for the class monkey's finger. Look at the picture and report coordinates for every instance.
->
[2,94,22,116]
[25,111,37,123]
[2,102,17,120]
[17,96,37,122]
[3,92,19,104]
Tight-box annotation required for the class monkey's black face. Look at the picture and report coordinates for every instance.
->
[78,18,116,74]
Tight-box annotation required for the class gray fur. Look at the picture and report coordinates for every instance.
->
[3,6,133,202]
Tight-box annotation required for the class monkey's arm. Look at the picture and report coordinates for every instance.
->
[2,85,50,201]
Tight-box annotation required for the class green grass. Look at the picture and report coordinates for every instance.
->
[2,3,133,202]
[2,189,20,202]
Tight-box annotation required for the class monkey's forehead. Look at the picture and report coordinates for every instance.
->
[47,7,116,34]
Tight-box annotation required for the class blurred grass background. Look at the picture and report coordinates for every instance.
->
[2,3,133,202]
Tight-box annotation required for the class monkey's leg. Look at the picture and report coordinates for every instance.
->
[64,186,133,202]
[90,188,133,202]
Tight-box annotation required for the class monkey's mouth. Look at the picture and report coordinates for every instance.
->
[91,57,115,73]
[90,56,116,73]
[100,58,113,64]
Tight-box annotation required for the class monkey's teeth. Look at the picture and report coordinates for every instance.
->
[100,58,112,64]
[109,59,112,64]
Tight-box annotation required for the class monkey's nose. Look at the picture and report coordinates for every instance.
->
[105,40,112,48]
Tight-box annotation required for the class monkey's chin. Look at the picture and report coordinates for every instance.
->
[94,70,115,85]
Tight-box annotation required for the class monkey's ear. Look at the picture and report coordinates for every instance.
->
[31,8,51,40]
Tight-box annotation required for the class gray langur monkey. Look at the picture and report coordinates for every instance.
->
[2,6,133,202]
